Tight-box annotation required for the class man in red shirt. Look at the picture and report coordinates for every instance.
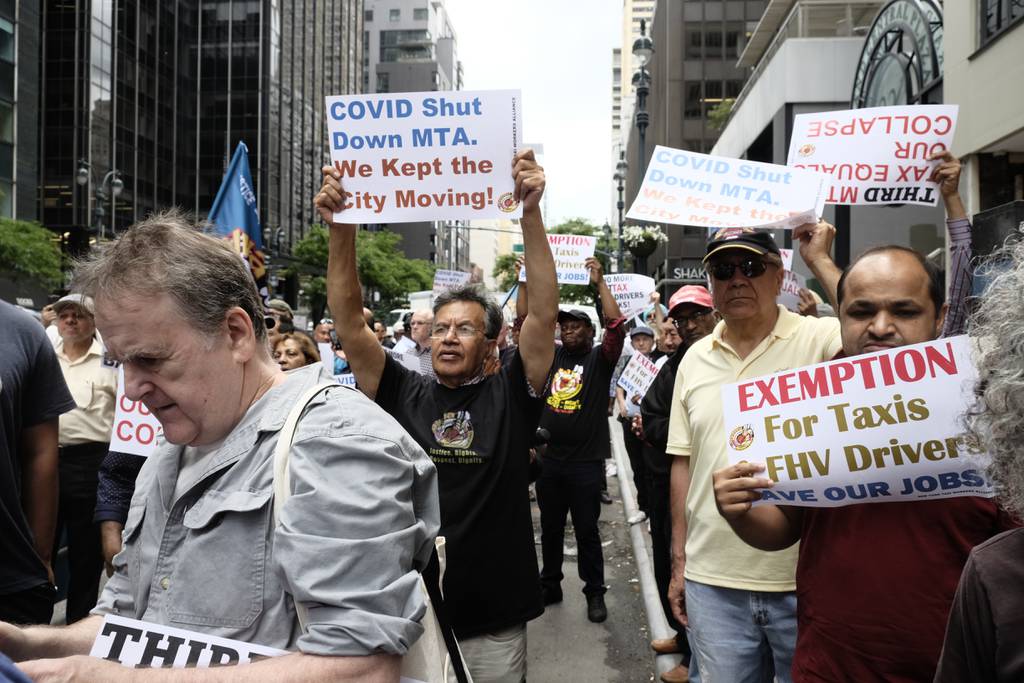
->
[712,154,1016,681]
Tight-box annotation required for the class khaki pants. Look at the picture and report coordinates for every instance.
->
[450,623,527,683]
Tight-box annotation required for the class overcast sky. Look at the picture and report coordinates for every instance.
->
[444,0,622,229]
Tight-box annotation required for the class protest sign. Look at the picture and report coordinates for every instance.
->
[605,274,656,318]
[90,615,288,668]
[617,353,662,401]
[325,90,522,223]
[433,269,471,296]
[780,248,794,271]
[318,342,355,385]
[787,104,959,206]
[520,234,597,285]
[777,270,807,313]
[721,336,992,507]
[109,369,163,457]
[392,335,416,354]
[627,145,831,230]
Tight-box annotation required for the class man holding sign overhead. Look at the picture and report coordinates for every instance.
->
[712,153,1016,682]
[319,148,557,682]
[665,222,842,683]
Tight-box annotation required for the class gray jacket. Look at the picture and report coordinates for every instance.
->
[93,364,440,656]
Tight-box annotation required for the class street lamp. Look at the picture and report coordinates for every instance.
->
[76,159,124,241]
[632,19,654,275]
[612,152,628,273]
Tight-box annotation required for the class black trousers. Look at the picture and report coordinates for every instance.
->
[536,458,606,596]
[620,419,649,514]
[53,442,107,624]
[0,583,55,625]
[648,468,691,659]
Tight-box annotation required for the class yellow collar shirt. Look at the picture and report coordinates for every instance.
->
[57,338,118,446]
[667,305,841,591]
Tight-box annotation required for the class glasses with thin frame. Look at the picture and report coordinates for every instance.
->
[430,323,483,339]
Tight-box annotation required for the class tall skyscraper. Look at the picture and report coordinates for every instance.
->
[39,0,362,266]
[363,0,466,269]
[2,0,40,222]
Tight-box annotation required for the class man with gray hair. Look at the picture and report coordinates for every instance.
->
[1,211,440,682]
[405,309,436,378]
[317,149,557,683]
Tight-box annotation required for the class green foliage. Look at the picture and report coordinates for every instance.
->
[708,98,735,132]
[492,253,520,292]
[0,218,63,288]
[290,225,435,316]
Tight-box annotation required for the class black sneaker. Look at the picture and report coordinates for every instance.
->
[587,594,607,623]
[541,584,563,606]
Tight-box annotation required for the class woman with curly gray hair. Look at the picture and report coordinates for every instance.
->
[935,239,1024,682]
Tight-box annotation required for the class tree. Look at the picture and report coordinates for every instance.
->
[708,98,735,131]
[492,253,520,292]
[0,218,63,289]
[290,225,434,318]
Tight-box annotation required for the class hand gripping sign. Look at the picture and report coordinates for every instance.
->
[109,369,163,457]
[604,274,656,319]
[721,336,993,507]
[325,89,523,224]
[787,104,959,206]
[627,145,831,230]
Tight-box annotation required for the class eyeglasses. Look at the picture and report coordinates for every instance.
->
[672,310,711,326]
[409,320,430,326]
[318,318,333,325]
[706,256,770,282]
[430,323,483,339]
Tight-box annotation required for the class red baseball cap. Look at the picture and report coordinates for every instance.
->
[668,285,713,315]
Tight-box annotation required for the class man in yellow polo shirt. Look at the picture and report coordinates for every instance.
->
[52,294,118,623]
[665,224,841,682]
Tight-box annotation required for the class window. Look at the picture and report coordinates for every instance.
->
[0,179,11,218]
[377,72,389,92]
[389,8,400,22]
[684,81,701,118]
[0,18,12,63]
[413,8,428,20]
[685,30,702,58]
[364,9,373,22]
[726,80,744,98]
[0,100,11,144]
[981,0,1024,47]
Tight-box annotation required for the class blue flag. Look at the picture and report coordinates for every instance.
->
[208,141,267,298]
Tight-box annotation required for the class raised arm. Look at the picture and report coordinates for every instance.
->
[514,256,528,320]
[930,151,972,337]
[589,257,623,323]
[795,220,840,310]
[315,167,387,398]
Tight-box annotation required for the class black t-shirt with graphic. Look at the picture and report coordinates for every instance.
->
[540,325,625,462]
[375,350,544,638]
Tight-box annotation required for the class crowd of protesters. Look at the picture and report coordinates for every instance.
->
[0,147,1021,683]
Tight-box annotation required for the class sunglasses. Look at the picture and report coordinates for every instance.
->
[706,256,770,281]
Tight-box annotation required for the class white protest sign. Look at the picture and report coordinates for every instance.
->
[780,248,794,271]
[325,90,522,223]
[90,615,287,668]
[605,274,656,318]
[627,145,831,230]
[617,353,662,402]
[519,234,597,285]
[335,372,357,387]
[318,342,337,376]
[433,269,471,296]
[109,368,163,457]
[392,335,416,354]
[777,270,807,313]
[721,336,992,507]
[788,104,959,206]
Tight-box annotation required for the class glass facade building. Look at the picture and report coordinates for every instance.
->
[40,0,362,256]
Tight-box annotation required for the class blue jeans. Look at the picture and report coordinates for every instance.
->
[685,580,796,683]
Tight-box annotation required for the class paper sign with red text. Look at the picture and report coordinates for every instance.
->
[787,105,958,206]
[721,336,992,507]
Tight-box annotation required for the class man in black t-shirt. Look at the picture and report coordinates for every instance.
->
[0,300,76,625]
[531,257,625,623]
[317,149,559,682]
